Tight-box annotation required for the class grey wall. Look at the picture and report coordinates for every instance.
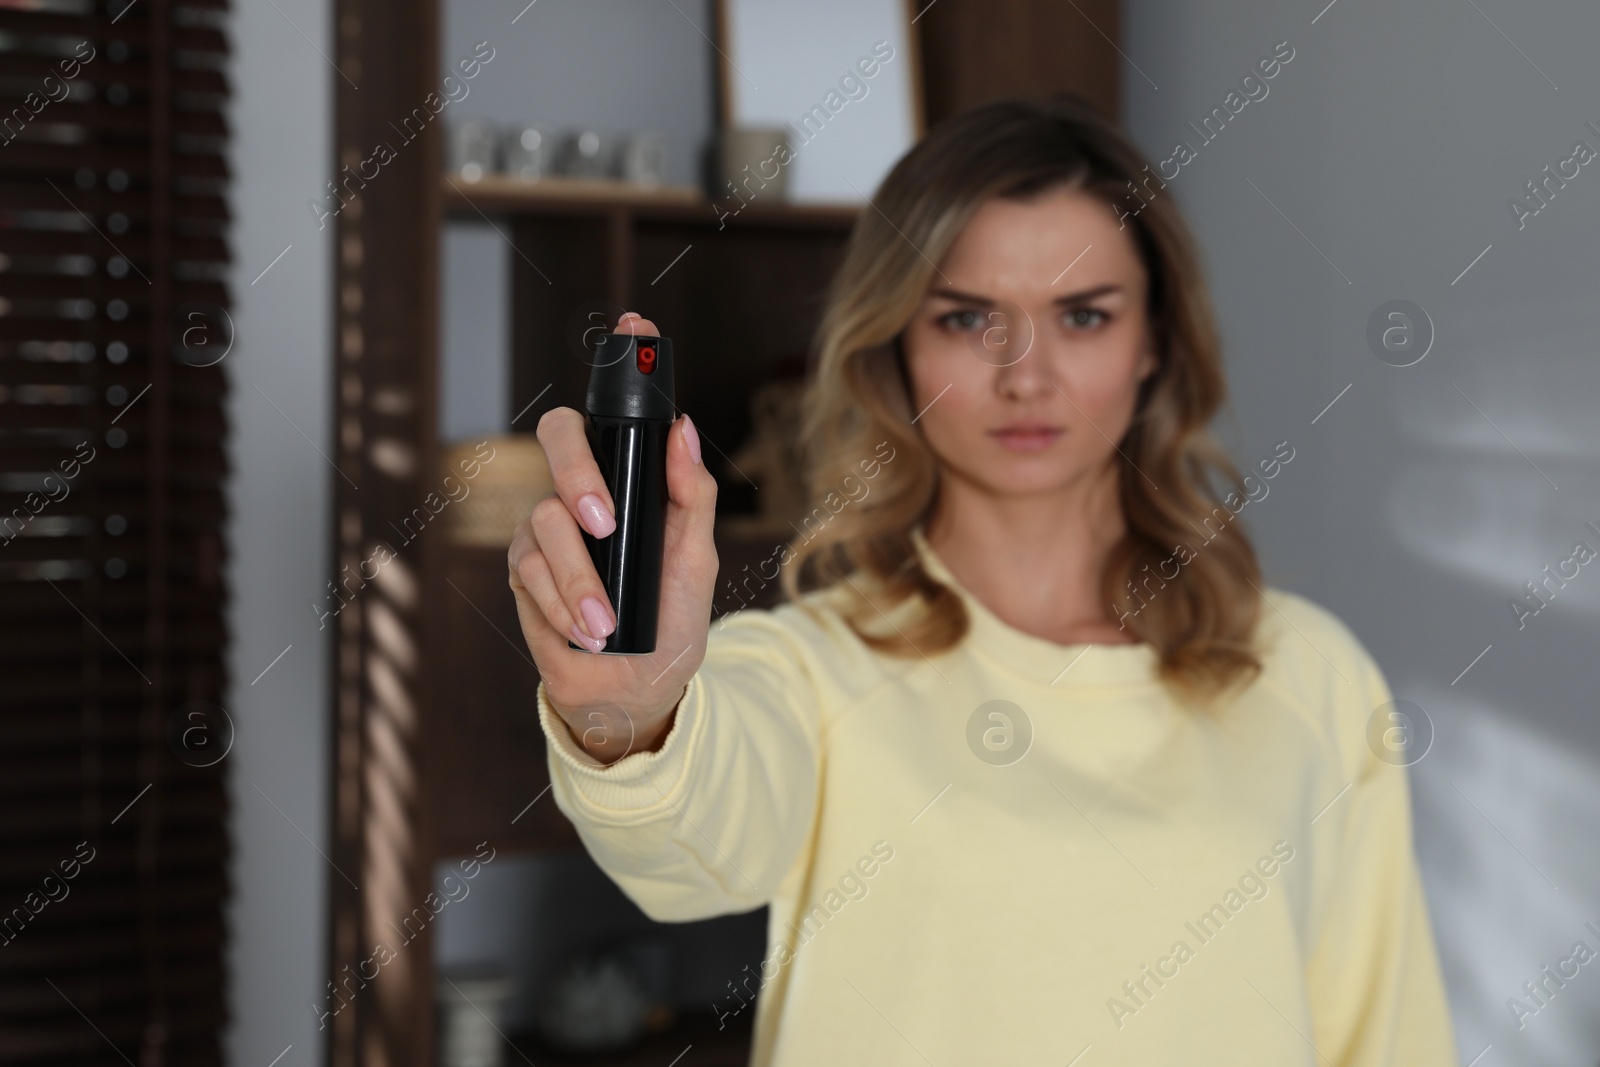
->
[440,0,715,189]
[440,224,509,443]
[224,0,333,1063]
[1123,1,1600,1061]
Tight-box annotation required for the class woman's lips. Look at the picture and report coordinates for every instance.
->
[989,428,1063,451]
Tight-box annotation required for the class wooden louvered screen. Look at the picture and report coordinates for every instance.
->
[0,0,232,1064]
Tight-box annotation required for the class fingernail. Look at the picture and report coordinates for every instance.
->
[570,623,605,653]
[577,492,616,537]
[682,414,702,465]
[580,595,615,639]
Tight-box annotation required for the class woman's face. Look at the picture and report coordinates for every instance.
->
[901,185,1158,500]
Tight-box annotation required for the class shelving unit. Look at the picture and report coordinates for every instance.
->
[427,171,855,1065]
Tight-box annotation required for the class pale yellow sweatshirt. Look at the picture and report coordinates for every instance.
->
[536,526,1457,1066]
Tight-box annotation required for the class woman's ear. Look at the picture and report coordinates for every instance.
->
[892,334,915,407]
[1136,339,1160,382]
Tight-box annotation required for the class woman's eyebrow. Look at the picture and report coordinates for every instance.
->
[926,283,1123,305]
[1053,284,1123,304]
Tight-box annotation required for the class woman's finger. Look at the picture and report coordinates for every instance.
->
[521,540,595,644]
[536,406,617,540]
[528,494,615,650]
[663,413,718,575]
[507,519,578,664]
[615,310,658,336]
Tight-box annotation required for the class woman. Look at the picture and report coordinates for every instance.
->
[509,95,1456,1065]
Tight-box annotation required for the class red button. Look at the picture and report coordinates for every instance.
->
[637,343,656,374]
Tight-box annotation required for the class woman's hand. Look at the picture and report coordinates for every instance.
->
[508,312,719,765]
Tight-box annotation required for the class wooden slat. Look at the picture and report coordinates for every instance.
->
[0,58,229,98]
[0,183,222,221]
[0,143,231,181]
[0,276,154,302]
[0,13,228,56]
[0,232,226,261]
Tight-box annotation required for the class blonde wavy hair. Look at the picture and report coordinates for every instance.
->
[777,93,1265,706]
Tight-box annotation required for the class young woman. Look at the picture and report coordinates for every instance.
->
[508,95,1456,1065]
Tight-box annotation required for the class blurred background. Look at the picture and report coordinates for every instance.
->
[2,0,1597,1064]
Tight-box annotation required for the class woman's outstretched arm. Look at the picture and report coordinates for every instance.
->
[508,309,823,921]
[535,606,825,921]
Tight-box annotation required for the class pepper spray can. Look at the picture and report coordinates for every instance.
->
[569,330,675,654]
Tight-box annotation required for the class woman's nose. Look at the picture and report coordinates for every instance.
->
[989,310,1049,397]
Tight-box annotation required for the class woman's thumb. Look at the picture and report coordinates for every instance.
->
[665,413,717,540]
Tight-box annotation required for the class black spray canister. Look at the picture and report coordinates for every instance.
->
[569,330,675,655]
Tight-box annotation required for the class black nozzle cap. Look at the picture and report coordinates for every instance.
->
[586,332,676,421]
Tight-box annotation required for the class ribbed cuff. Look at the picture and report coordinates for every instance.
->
[536,674,701,815]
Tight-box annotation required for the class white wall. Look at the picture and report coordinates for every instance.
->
[224,0,333,1062]
[1123,2,1600,1062]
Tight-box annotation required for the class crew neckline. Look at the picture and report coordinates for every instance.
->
[909,524,1160,688]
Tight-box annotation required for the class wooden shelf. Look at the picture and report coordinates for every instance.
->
[445,173,703,206]
[442,173,862,229]
[506,1010,753,1067]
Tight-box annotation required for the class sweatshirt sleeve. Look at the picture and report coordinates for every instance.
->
[1303,644,1458,1066]
[534,604,826,923]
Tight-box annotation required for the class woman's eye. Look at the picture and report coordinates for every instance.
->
[1065,307,1108,329]
[937,309,985,331]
